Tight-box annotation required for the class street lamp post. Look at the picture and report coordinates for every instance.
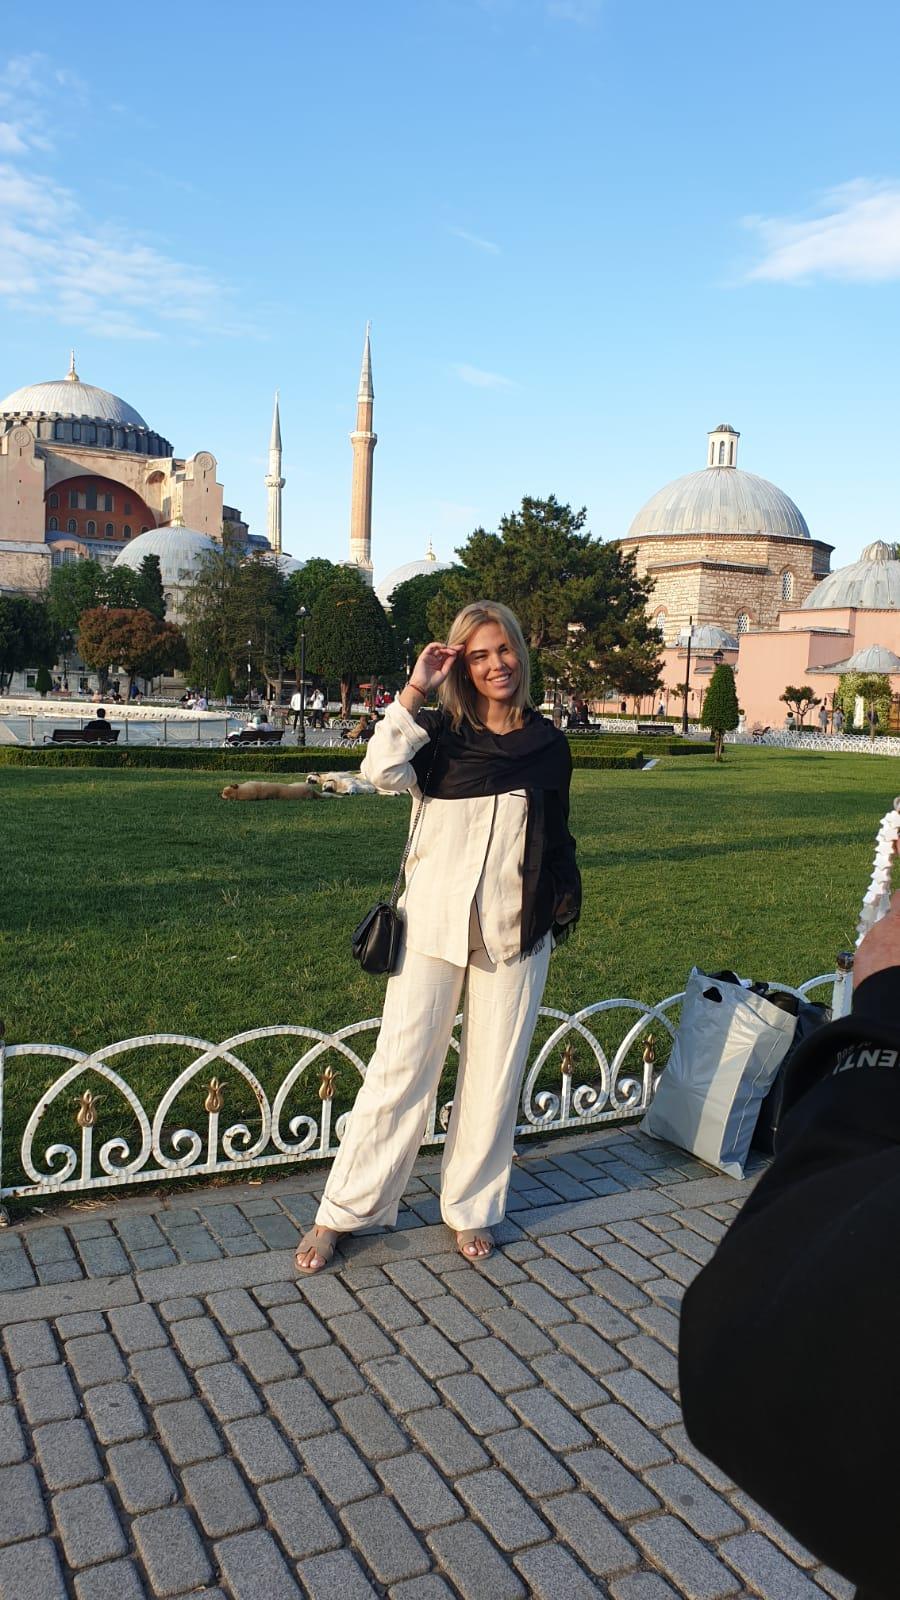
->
[297,607,307,748]
[60,630,72,692]
[246,639,252,712]
[681,615,694,737]
[404,637,412,680]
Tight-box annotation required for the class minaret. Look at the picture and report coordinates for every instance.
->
[349,323,376,582]
[265,392,284,556]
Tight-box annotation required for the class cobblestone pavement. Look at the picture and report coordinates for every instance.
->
[0,1127,852,1600]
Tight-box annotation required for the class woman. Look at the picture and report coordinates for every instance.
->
[295,600,581,1273]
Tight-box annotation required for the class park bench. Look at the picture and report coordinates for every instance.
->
[637,723,676,736]
[45,728,120,746]
[223,728,284,748]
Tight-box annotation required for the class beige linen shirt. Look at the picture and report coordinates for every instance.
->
[361,699,528,966]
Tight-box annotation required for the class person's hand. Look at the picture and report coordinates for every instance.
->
[855,842,900,989]
[409,643,461,695]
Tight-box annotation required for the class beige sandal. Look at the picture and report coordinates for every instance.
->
[456,1228,494,1261]
[294,1227,340,1275]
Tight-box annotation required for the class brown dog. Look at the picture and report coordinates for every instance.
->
[220,781,320,801]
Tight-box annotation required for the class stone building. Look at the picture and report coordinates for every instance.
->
[620,424,833,645]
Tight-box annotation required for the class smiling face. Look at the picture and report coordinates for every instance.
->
[463,621,522,712]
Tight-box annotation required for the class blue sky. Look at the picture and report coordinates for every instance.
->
[1,0,898,581]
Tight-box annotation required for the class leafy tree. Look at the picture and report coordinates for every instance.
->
[426,496,661,703]
[304,573,396,716]
[285,558,365,619]
[77,608,188,696]
[388,569,451,658]
[780,685,820,726]
[46,559,109,634]
[835,672,893,732]
[213,664,234,700]
[529,649,545,707]
[134,554,166,620]
[182,528,295,699]
[0,596,58,692]
[701,664,740,760]
[35,664,53,697]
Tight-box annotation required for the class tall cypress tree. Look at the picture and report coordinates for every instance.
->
[701,665,740,761]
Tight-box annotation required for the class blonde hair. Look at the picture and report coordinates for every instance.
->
[438,600,532,731]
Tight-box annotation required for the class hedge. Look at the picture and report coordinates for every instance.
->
[568,738,714,758]
[0,744,648,773]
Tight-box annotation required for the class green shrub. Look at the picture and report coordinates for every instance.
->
[570,749,643,769]
[0,746,365,773]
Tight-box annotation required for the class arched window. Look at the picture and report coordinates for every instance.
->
[709,443,715,465]
[781,570,795,602]
[123,525,132,538]
[105,523,114,537]
[67,518,77,534]
[718,440,726,464]
[48,492,59,509]
[737,612,750,634]
[48,516,58,531]
[86,520,96,536]
[141,525,149,533]
[654,608,668,635]
[124,500,133,514]
[69,490,79,509]
[72,424,80,441]
[103,494,114,512]
[729,440,735,464]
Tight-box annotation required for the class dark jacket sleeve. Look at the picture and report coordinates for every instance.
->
[678,967,900,1596]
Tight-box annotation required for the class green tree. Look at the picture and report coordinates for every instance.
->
[529,649,545,707]
[285,558,365,619]
[35,664,53,697]
[46,559,109,634]
[304,574,396,716]
[779,685,820,726]
[213,664,234,701]
[835,672,893,732]
[0,596,57,692]
[388,569,451,657]
[133,554,166,620]
[701,664,740,760]
[182,527,294,699]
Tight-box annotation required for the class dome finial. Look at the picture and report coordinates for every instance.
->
[67,349,79,383]
[426,538,435,561]
[707,423,739,469]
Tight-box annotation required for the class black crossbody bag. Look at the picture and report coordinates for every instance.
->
[350,718,441,975]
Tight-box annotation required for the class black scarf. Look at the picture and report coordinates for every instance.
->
[411,708,581,957]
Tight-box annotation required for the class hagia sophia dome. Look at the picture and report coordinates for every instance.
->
[0,375,148,430]
[376,542,450,607]
[113,523,219,589]
[801,540,900,611]
[627,424,810,541]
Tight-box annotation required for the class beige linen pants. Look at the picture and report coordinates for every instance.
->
[316,909,551,1232]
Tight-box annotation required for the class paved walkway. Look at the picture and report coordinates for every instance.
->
[0,1127,851,1600]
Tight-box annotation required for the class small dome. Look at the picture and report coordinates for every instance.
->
[113,524,219,587]
[375,543,450,606]
[628,468,809,541]
[802,541,900,610]
[835,644,900,673]
[0,366,148,430]
[677,624,739,650]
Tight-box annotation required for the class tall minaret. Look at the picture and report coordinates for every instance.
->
[265,392,284,556]
[349,323,376,582]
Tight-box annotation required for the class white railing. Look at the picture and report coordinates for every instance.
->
[0,969,845,1204]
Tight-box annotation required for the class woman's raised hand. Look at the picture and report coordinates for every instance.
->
[410,643,461,694]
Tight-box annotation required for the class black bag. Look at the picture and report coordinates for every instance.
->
[351,717,441,975]
[751,995,830,1155]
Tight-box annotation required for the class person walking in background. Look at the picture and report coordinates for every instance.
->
[308,687,326,729]
[818,702,829,733]
[833,706,845,734]
[294,600,581,1274]
[289,686,303,731]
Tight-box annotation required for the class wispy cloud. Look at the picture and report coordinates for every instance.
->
[449,226,501,255]
[451,362,516,389]
[546,0,602,22]
[744,180,900,283]
[0,52,245,340]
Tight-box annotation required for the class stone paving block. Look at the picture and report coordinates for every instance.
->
[56,1312,106,1338]
[567,1446,660,1519]
[607,1219,675,1257]
[539,1233,602,1272]
[0,1359,8,1406]
[396,1322,467,1379]
[52,1482,127,1568]
[216,1527,305,1598]
[246,1211,299,1249]
[498,1239,543,1261]
[297,1548,378,1599]
[488,1429,573,1499]
[107,1303,167,1352]
[363,1353,440,1413]
[329,1309,396,1363]
[522,1256,590,1300]
[265,1375,335,1440]
[405,1405,489,1475]
[129,1345,193,1404]
[238,1193,282,1215]
[604,1368,682,1428]
[133,1506,213,1598]
[24,1226,75,1266]
[233,1328,298,1382]
[200,1201,256,1238]
[64,1331,126,1389]
[599,1241,666,1282]
[585,1403,674,1469]
[0,1462,48,1544]
[391,1579,455,1600]
[573,1294,640,1341]
[508,1384,591,1448]
[169,1313,231,1367]
[335,1392,408,1459]
[73,1557,148,1600]
[456,1467,549,1551]
[437,1373,517,1435]
[378,1451,464,1530]
[0,1407,26,1468]
[672,1207,729,1243]
[83,1380,146,1444]
[646,1463,745,1539]
[653,1250,702,1287]
[720,1531,826,1598]
[730,1490,817,1567]
[545,1490,639,1576]
[0,1536,67,1600]
[4,1318,58,1369]
[296,1273,357,1318]
[300,1343,367,1401]
[67,1219,114,1239]
[662,1228,716,1266]
[474,1252,528,1286]
[631,1515,741,1598]
[583,1267,651,1310]
[505,1280,574,1325]
[157,1207,201,1232]
[340,1264,390,1291]
[76,1236,131,1277]
[444,1271,507,1314]
[107,1438,178,1513]
[531,1350,607,1410]
[33,1418,102,1489]
[217,1232,264,1258]
[0,1250,37,1292]
[36,1259,85,1285]
[514,1541,609,1599]
[428,1521,526,1600]
[618,1334,680,1393]
[157,1295,203,1320]
[162,1225,223,1262]
[269,1299,331,1350]
[225,1415,298,1484]
[813,1569,854,1600]
[195,1359,262,1422]
[659,1175,756,1208]
[341,1495,431,1584]
[153,1398,222,1464]
[253,1279,301,1307]
[383,1260,446,1299]
[298,1431,379,1505]
[114,1215,168,1251]
[408,1193,443,1225]
[17,1362,80,1425]
[552,1318,628,1375]
[127,1245,177,1270]
[207,1287,268,1334]
[629,1301,681,1354]
[609,1576,680,1600]
[276,1192,319,1225]
[661,1423,734,1491]
[259,1474,343,1558]
[482,1306,553,1356]
[358,1285,425,1331]
[459,1335,533,1394]
[425,1293,487,1343]
[183,1457,261,1537]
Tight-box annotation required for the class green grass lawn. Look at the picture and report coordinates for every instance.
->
[1,747,896,1193]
